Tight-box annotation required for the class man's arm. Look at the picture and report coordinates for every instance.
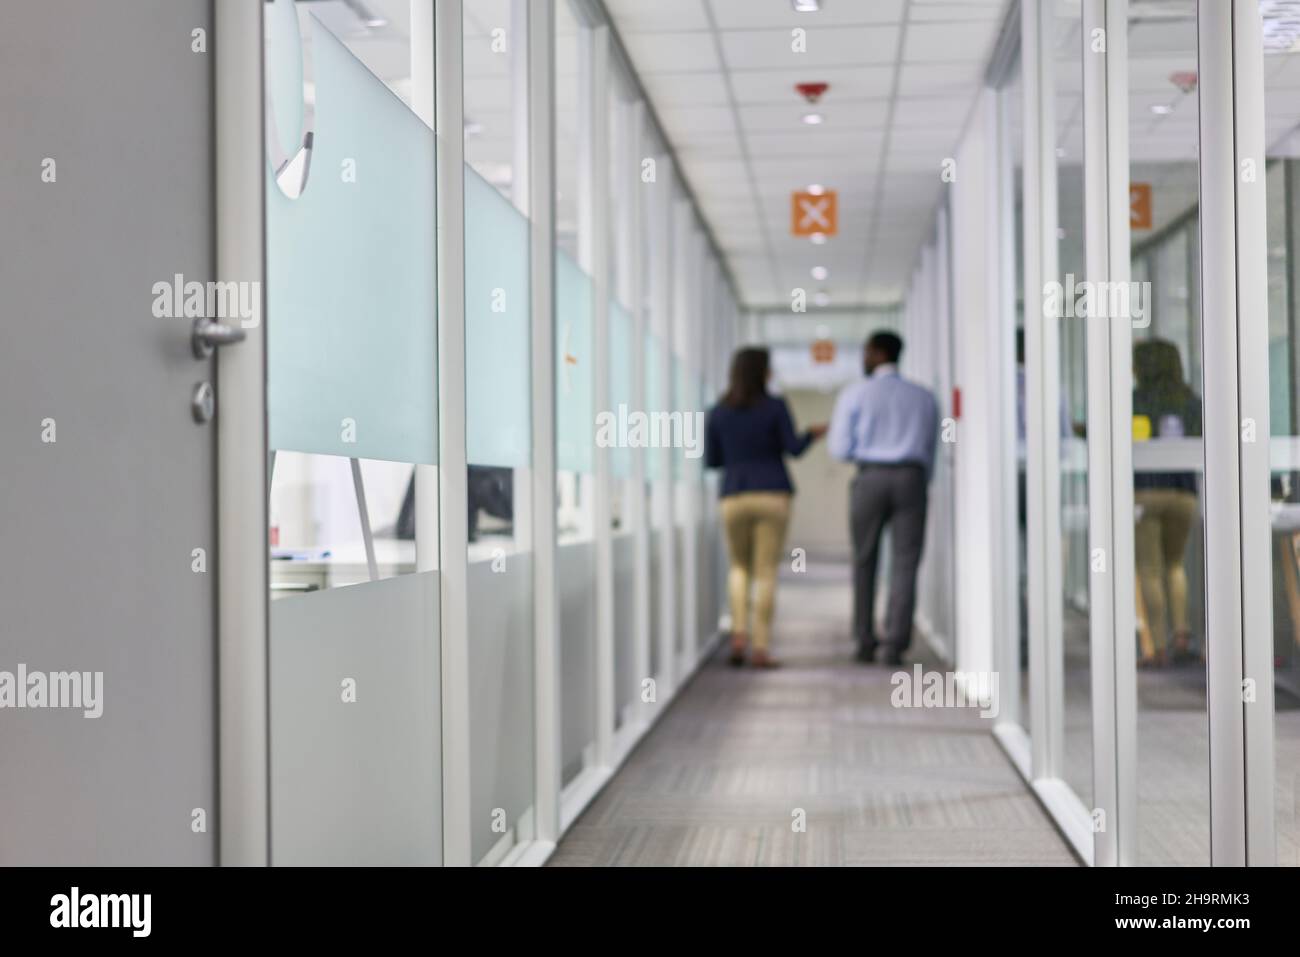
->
[923,391,941,483]
[827,385,857,462]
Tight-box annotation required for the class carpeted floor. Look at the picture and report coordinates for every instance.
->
[548,566,1078,867]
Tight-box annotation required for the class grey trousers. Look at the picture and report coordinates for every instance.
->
[850,464,928,652]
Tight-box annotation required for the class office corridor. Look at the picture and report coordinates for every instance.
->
[550,564,1076,867]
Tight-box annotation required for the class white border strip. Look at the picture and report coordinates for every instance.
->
[434,0,473,868]
[215,0,270,867]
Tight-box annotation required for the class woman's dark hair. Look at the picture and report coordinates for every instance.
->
[1134,339,1189,399]
[722,347,770,408]
[1133,338,1200,432]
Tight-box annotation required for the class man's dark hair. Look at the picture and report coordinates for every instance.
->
[866,330,903,364]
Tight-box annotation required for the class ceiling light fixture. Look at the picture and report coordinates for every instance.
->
[792,0,821,12]
[807,183,825,195]
[1151,103,1172,115]
[811,266,828,281]
[810,232,827,245]
[814,292,831,307]
[802,112,824,125]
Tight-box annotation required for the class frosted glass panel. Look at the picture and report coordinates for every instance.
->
[609,300,633,479]
[557,252,593,474]
[468,554,535,862]
[270,571,441,865]
[265,0,303,164]
[645,333,661,480]
[559,542,597,785]
[267,14,436,464]
[466,168,531,467]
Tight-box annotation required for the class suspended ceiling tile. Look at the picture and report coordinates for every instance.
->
[718,25,901,71]
[708,0,906,30]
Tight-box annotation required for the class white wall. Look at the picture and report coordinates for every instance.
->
[946,89,1005,679]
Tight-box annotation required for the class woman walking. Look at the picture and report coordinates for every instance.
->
[706,348,825,668]
[1132,339,1202,666]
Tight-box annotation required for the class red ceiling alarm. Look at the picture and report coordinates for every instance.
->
[1170,71,1197,93]
[795,82,829,104]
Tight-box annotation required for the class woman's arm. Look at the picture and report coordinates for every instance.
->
[705,409,724,469]
[776,398,814,457]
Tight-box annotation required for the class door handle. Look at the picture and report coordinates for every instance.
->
[191,318,247,359]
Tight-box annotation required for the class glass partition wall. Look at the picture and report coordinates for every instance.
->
[1126,0,1211,866]
[1262,13,1300,867]
[264,0,441,865]
[1003,0,1291,866]
[1053,0,1093,817]
[261,0,737,866]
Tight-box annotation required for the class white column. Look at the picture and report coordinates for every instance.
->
[1082,0,1137,868]
[215,0,269,867]
[992,78,1022,734]
[629,101,652,728]
[1021,0,1063,779]
[412,0,439,582]
[1230,0,1276,868]
[579,22,615,770]
[1197,0,1275,866]
[434,0,472,867]
[654,171,678,695]
[526,0,561,848]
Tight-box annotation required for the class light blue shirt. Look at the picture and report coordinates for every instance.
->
[828,364,940,480]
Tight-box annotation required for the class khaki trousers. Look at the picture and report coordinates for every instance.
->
[721,492,792,652]
[1134,488,1197,652]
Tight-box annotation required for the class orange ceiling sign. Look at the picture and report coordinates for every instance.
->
[1130,182,1152,230]
[791,190,838,237]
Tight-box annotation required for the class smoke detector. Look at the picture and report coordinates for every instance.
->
[795,82,829,104]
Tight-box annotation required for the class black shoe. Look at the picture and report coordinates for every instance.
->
[854,641,877,664]
[882,648,905,667]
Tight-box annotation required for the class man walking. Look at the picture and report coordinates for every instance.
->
[828,332,939,666]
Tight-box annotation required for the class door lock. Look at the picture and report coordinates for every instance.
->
[191,318,247,359]
[191,381,215,424]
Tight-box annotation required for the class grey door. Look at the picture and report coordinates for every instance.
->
[0,0,219,865]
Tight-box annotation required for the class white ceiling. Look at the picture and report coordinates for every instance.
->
[605,0,1010,310]
[300,0,1300,311]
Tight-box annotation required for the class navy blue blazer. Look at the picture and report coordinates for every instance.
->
[705,394,813,497]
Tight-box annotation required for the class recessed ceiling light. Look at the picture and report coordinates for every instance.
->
[464,120,485,136]
[1151,103,1172,115]
[802,112,824,125]
[807,183,825,195]
[1055,146,1066,158]
[810,232,827,245]
[792,0,821,11]
[814,292,831,307]
[811,266,828,281]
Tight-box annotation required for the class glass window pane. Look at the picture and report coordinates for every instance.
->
[1128,0,1210,865]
